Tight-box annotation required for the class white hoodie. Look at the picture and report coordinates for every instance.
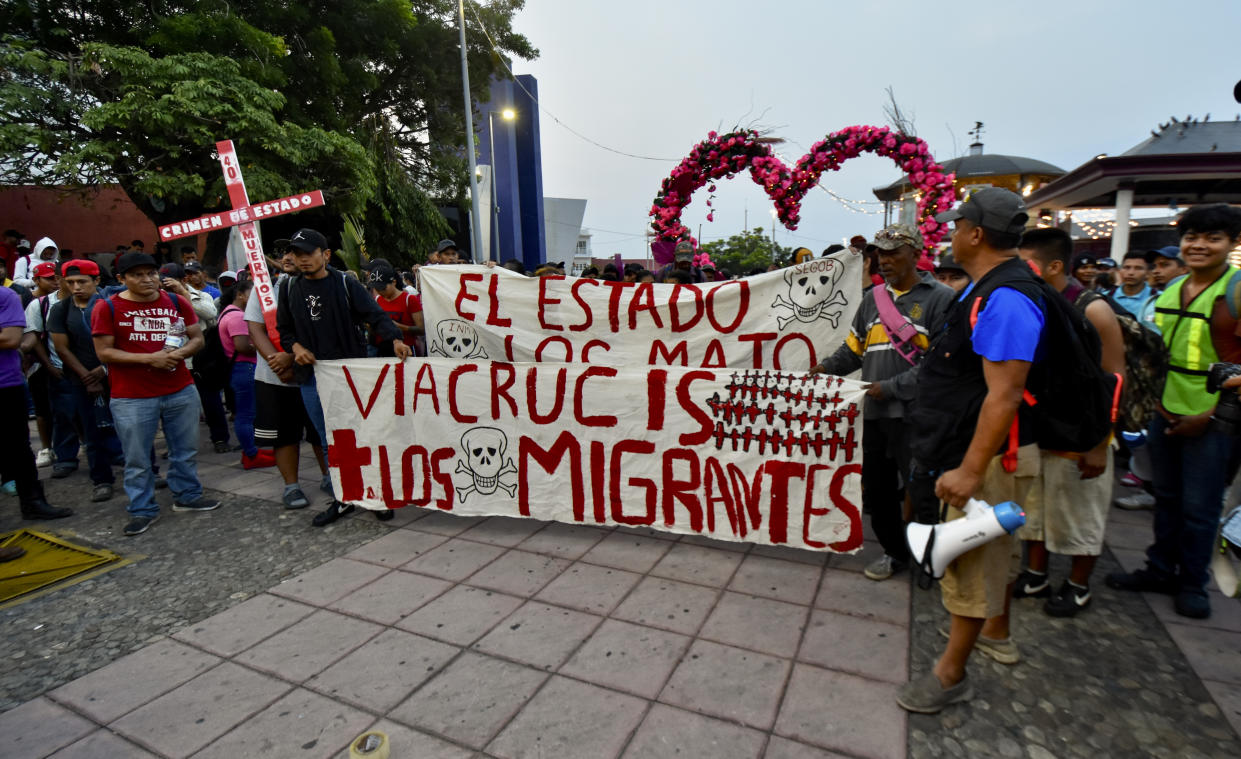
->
[13,237,58,288]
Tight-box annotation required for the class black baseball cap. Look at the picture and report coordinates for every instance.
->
[935,251,965,273]
[184,261,204,273]
[289,228,328,253]
[368,264,397,286]
[158,262,186,279]
[934,187,1029,235]
[272,238,292,253]
[436,239,459,254]
[116,252,159,275]
[1071,254,1097,270]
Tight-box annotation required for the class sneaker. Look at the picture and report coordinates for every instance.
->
[154,476,168,490]
[896,671,973,714]
[1114,492,1155,510]
[51,464,77,479]
[172,498,221,512]
[90,484,114,503]
[1044,580,1092,617]
[864,554,906,581]
[35,448,54,468]
[937,625,1020,664]
[1119,472,1145,488]
[124,515,158,536]
[1174,590,1211,619]
[282,488,310,510]
[213,441,232,454]
[241,450,276,470]
[375,509,395,522]
[1105,567,1177,595]
[1013,569,1052,599]
[312,500,355,526]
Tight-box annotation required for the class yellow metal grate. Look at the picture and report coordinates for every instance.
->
[0,529,127,606]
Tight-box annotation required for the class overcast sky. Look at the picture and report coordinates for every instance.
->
[506,0,1241,260]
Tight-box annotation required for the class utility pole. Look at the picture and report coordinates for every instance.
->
[457,0,483,262]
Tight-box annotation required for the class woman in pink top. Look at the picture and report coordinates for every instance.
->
[218,280,273,469]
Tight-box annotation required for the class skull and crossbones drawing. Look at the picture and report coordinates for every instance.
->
[455,427,518,502]
[771,261,848,330]
[429,319,488,359]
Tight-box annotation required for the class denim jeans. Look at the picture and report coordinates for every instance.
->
[51,378,119,486]
[110,384,204,517]
[300,370,330,467]
[1145,414,1241,592]
[230,361,258,457]
[29,369,79,464]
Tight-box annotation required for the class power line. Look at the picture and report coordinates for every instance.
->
[466,2,678,163]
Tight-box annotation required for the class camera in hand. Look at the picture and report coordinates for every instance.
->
[1206,362,1241,432]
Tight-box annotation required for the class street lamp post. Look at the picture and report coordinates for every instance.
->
[456,0,483,262]
[487,108,516,262]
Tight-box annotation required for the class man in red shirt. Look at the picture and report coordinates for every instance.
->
[369,264,423,357]
[92,251,220,536]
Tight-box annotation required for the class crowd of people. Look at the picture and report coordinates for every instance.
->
[803,190,1241,714]
[2,191,1239,717]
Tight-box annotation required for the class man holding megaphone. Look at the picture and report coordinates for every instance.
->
[898,189,1046,714]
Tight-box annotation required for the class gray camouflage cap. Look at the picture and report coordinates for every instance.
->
[871,223,924,251]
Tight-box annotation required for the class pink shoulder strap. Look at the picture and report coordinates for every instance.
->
[871,284,922,366]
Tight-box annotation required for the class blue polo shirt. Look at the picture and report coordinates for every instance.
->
[1112,283,1152,318]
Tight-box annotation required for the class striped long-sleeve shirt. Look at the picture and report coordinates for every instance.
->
[818,271,956,419]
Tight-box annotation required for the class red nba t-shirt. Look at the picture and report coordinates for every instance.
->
[91,291,199,398]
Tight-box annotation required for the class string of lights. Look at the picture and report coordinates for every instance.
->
[772,150,885,216]
[466,2,678,163]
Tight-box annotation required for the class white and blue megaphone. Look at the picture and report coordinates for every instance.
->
[907,498,1026,579]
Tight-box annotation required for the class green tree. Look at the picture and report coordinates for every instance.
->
[0,0,535,262]
[698,228,793,276]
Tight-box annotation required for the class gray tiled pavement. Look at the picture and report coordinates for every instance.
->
[2,449,1240,758]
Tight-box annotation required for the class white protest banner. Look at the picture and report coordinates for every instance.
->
[418,249,863,369]
[317,358,865,552]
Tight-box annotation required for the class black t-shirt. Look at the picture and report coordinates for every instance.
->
[296,275,348,360]
[47,296,103,379]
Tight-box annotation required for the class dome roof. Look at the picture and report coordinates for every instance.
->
[938,153,1065,179]
[873,145,1065,200]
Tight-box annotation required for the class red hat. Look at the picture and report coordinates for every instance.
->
[31,262,57,279]
[61,259,100,278]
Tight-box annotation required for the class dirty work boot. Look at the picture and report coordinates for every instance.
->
[20,482,73,520]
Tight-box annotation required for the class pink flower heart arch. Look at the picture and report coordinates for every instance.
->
[649,125,957,259]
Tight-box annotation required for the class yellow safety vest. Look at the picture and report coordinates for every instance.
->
[1153,267,1238,415]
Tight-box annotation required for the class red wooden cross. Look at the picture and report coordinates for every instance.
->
[156,140,327,345]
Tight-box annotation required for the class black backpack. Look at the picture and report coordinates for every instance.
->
[971,276,1117,454]
[192,305,238,389]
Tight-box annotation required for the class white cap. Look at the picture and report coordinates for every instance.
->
[219,270,237,281]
